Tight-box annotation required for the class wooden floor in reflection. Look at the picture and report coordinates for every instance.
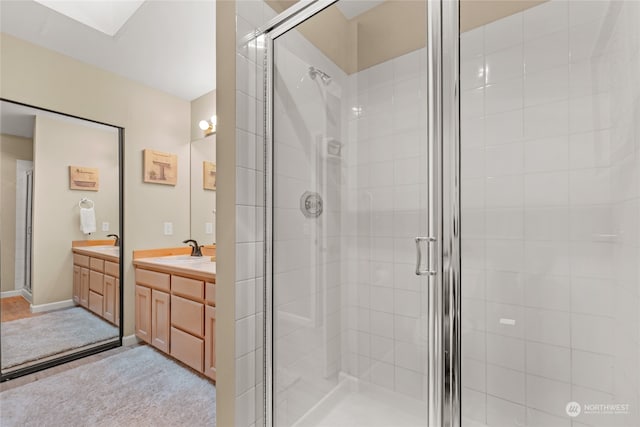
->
[0,296,39,322]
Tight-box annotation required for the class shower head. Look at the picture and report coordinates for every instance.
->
[308,66,332,85]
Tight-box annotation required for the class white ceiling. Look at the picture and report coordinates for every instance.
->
[0,0,216,101]
[336,0,385,20]
[33,0,145,36]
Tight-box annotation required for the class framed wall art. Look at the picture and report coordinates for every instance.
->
[143,149,177,185]
[69,166,99,191]
[203,161,216,191]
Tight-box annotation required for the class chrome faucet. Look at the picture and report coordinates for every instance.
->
[183,239,202,257]
[107,234,119,247]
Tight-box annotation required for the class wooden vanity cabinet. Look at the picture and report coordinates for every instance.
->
[151,290,171,353]
[134,268,171,353]
[135,285,152,343]
[72,247,119,326]
[80,268,89,308]
[133,258,216,381]
[88,270,104,316]
[73,265,81,304]
[170,276,205,372]
[103,275,117,324]
[204,304,216,380]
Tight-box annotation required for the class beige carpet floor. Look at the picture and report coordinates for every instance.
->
[0,345,216,426]
[1,307,118,370]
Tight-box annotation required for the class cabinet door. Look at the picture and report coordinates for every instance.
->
[151,290,170,353]
[103,275,116,324]
[73,265,81,304]
[115,278,120,327]
[80,267,90,308]
[135,285,152,343]
[204,305,216,380]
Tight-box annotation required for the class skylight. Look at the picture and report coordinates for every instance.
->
[34,0,145,36]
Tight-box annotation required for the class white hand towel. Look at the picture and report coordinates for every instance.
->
[80,207,96,234]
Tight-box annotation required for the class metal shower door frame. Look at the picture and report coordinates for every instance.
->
[427,0,461,426]
[259,0,462,425]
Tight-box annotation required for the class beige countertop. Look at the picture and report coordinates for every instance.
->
[133,255,216,282]
[72,245,120,263]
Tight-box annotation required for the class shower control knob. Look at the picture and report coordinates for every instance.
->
[300,191,323,218]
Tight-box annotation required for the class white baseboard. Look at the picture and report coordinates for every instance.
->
[122,334,141,347]
[21,288,32,303]
[30,299,75,313]
[1,289,23,298]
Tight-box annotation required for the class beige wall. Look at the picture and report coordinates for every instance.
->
[461,0,547,31]
[268,0,547,75]
[31,115,119,306]
[1,33,191,332]
[0,134,33,293]
[215,0,237,424]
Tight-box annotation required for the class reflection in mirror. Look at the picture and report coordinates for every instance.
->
[0,100,122,379]
[190,136,216,245]
[190,92,216,246]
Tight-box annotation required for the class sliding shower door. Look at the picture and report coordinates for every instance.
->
[265,1,434,425]
[459,1,640,426]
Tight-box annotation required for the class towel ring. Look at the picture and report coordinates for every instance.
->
[79,198,95,209]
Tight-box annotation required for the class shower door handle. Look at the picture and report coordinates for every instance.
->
[415,237,437,276]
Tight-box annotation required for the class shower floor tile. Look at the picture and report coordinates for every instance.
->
[294,380,427,427]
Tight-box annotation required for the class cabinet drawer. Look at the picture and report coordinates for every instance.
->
[135,268,170,292]
[172,275,204,300]
[89,291,103,315]
[89,257,104,272]
[171,295,204,337]
[205,282,216,306]
[105,261,119,278]
[89,270,104,294]
[170,327,203,372]
[73,254,90,268]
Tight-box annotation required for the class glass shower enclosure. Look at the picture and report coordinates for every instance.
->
[255,0,640,426]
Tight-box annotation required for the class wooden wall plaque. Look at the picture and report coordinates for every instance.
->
[144,149,177,186]
[203,161,216,191]
[69,166,99,191]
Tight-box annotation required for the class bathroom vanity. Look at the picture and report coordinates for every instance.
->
[132,247,216,381]
[71,241,120,326]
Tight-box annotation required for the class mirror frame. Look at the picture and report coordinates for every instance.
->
[0,98,124,382]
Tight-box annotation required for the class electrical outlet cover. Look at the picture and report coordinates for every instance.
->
[163,222,173,235]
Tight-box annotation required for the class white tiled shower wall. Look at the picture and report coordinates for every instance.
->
[460,1,640,426]
[342,48,430,398]
[235,2,274,426]
[235,2,347,426]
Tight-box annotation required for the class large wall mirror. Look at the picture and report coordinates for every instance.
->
[189,93,217,247]
[0,99,123,381]
[190,134,216,246]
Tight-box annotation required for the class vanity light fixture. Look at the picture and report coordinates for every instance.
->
[199,115,217,137]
